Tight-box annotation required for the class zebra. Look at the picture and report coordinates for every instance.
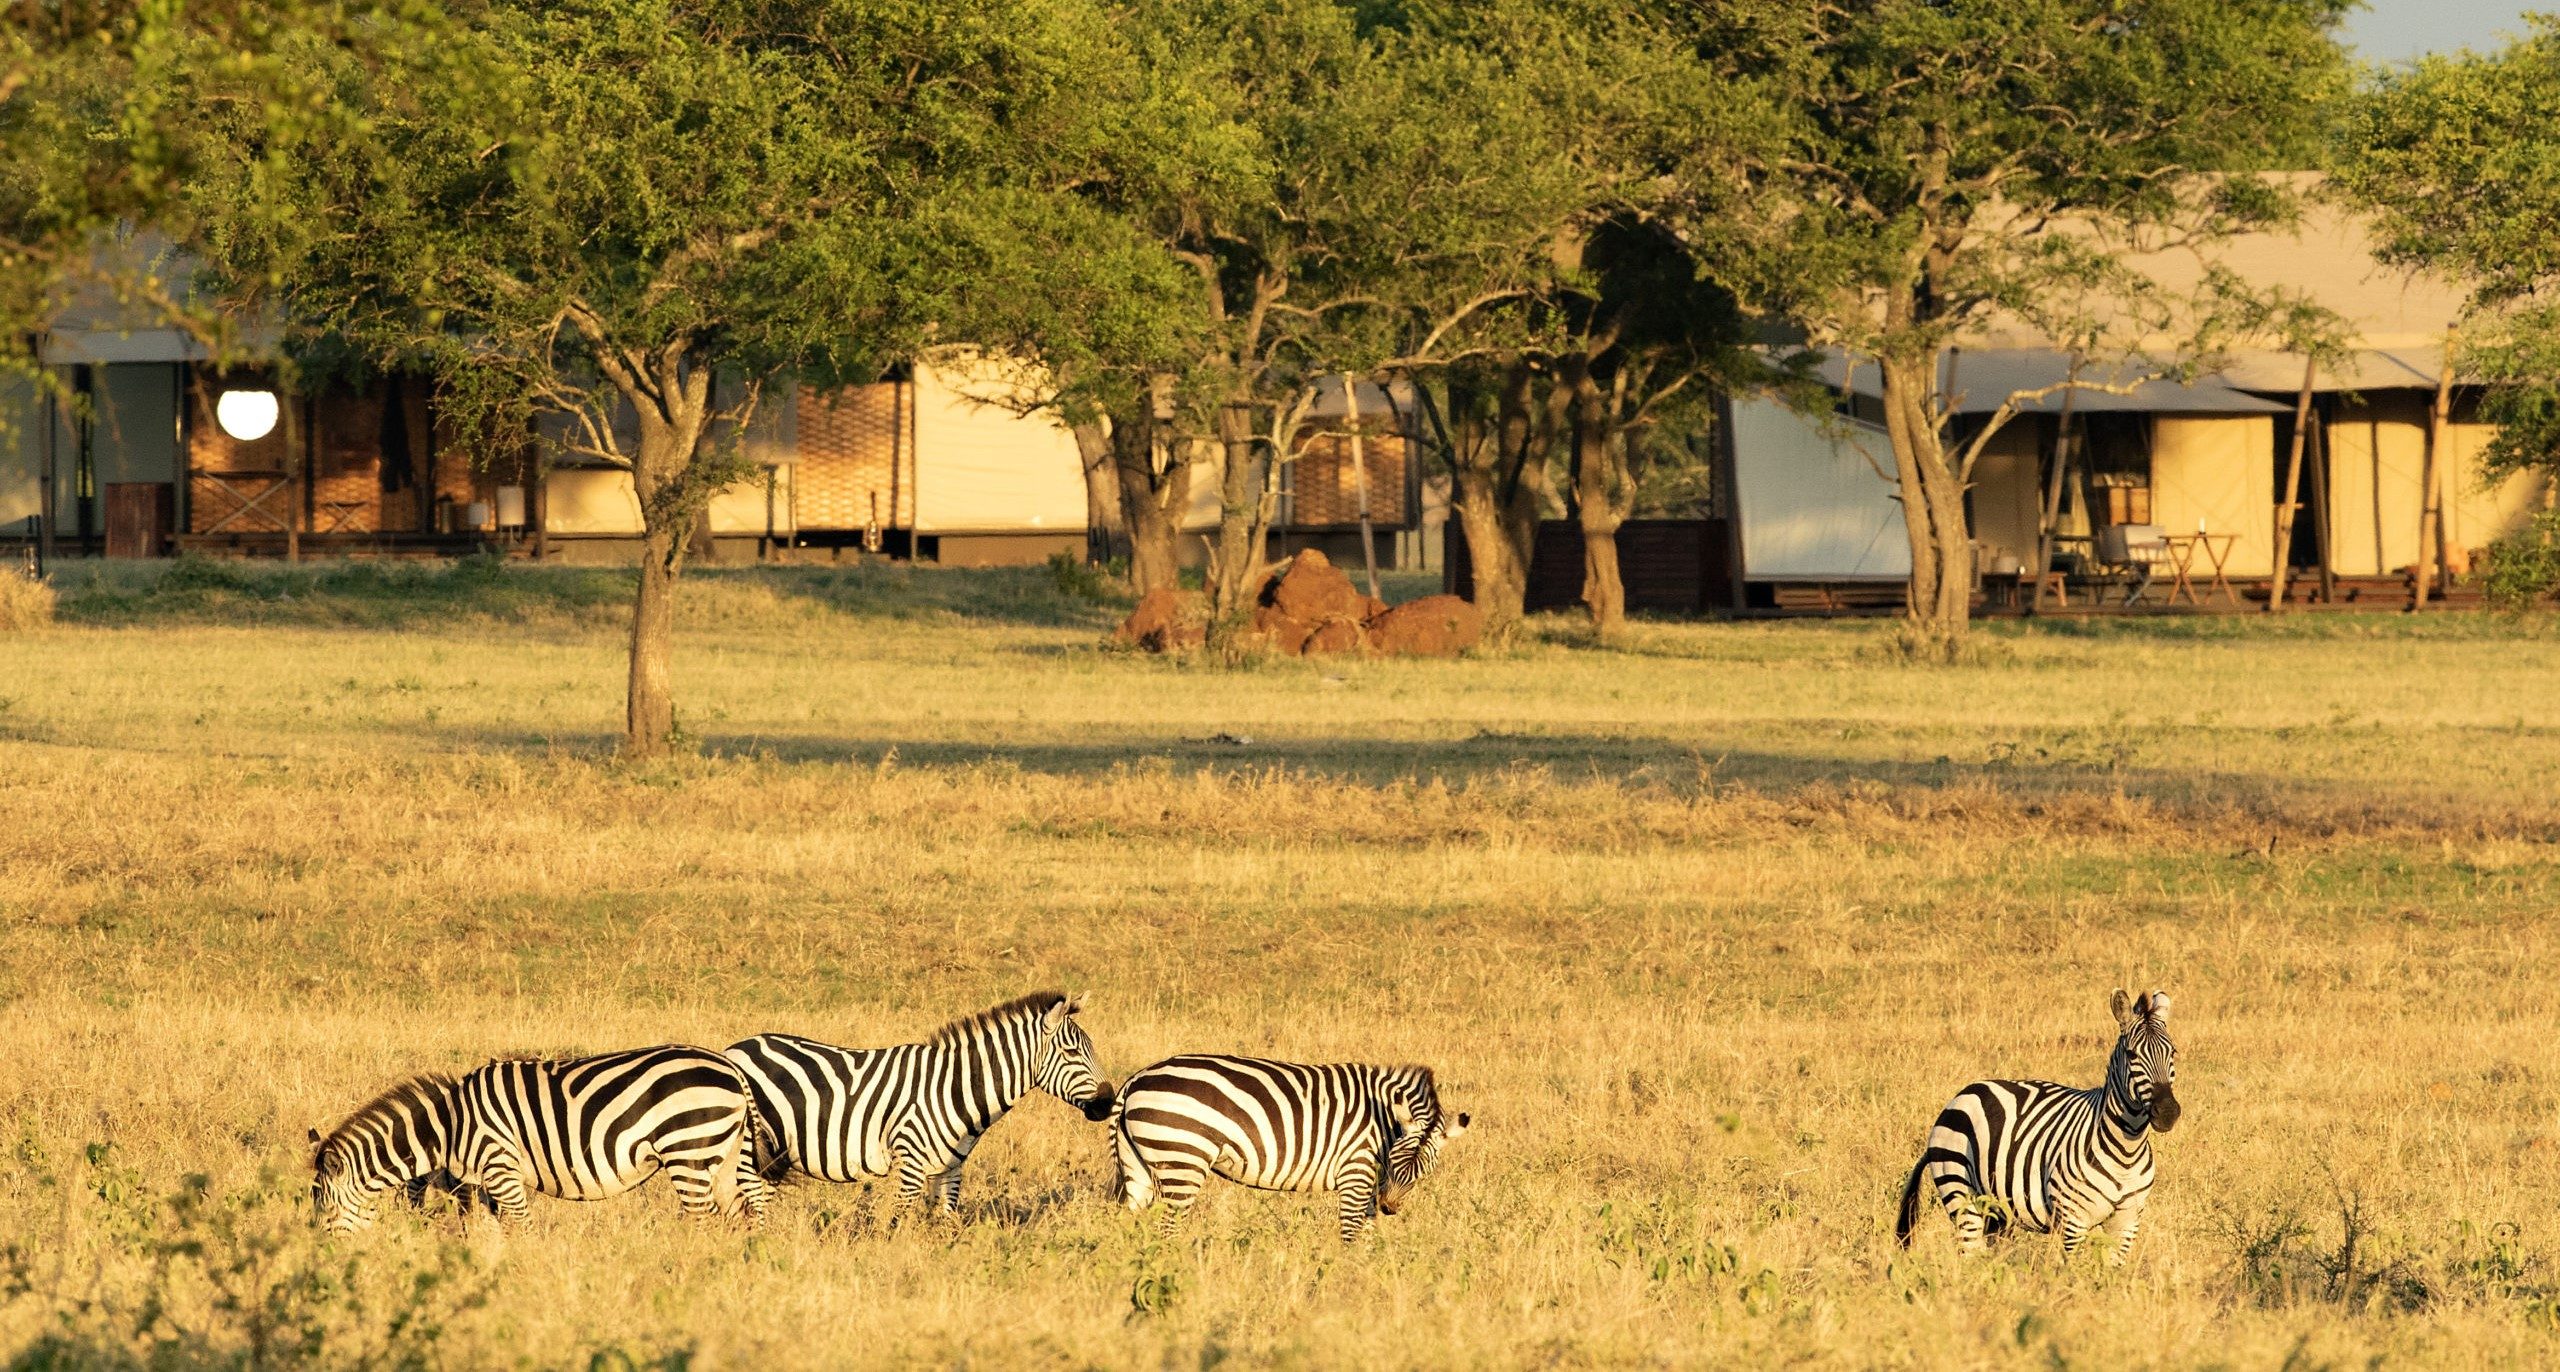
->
[1111,1055,1470,1244]
[309,1045,759,1234]
[1895,989,2180,1262]
[724,990,1114,1220]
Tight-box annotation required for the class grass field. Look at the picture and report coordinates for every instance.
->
[4,558,2560,1368]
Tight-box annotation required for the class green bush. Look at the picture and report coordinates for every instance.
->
[2478,510,2560,611]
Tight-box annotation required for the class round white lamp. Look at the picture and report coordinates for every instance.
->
[215,389,281,442]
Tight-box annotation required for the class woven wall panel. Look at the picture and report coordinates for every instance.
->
[1289,431,1408,527]
[796,382,909,530]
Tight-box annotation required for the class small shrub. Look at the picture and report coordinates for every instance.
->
[2478,510,2560,611]
[1869,618,2014,667]
[0,566,55,631]
[1045,549,1115,602]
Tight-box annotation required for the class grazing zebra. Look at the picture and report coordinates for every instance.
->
[1895,989,2180,1262]
[725,991,1114,1219]
[1111,1055,1470,1243]
[309,1045,758,1234]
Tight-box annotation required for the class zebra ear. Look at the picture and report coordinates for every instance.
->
[1042,997,1072,1031]
[307,1127,323,1146]
[2110,988,2133,1028]
[2143,991,2170,1023]
[1066,991,1087,1016]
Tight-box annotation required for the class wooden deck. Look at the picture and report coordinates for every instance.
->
[1748,572,2494,618]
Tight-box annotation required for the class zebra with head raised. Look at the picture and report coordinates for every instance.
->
[1111,1054,1470,1244]
[725,990,1114,1220]
[310,1045,760,1234]
[1896,988,2180,1263]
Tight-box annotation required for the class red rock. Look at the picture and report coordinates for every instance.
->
[1366,594,1483,656]
[1261,549,1362,623]
[1117,588,1183,645]
[1304,617,1366,654]
[1118,588,1208,652]
[1250,605,1314,654]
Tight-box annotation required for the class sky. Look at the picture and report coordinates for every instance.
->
[2342,1,2538,63]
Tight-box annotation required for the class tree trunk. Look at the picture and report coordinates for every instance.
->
[1439,367,1522,621]
[1110,388,1186,598]
[1210,399,1260,615]
[628,521,682,752]
[617,355,716,759]
[1564,354,1624,631]
[1072,418,1125,566]
[1877,350,1971,649]
[1492,360,1548,618]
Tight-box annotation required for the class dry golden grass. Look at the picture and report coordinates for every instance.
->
[3,561,2559,1367]
[0,567,52,632]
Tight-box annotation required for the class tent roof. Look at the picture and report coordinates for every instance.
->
[1815,350,2289,415]
[1949,174,2477,391]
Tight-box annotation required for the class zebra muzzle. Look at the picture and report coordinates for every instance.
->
[1080,1082,1118,1122]
[2151,1089,2181,1133]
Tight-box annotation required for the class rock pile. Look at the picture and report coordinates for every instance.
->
[1113,549,1483,657]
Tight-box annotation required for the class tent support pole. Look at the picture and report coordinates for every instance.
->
[2420,334,2454,606]
[1344,373,1381,600]
[2030,373,2081,615]
[2309,397,2334,603]
[2268,356,2316,613]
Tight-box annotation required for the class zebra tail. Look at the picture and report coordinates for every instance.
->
[1893,1155,1928,1248]
[710,1113,746,1220]
[1110,1104,1154,1210]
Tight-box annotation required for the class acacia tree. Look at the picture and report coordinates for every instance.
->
[1678,0,2352,652]
[2341,19,2560,493]
[3,2,417,380]
[1072,0,1576,612]
[184,0,1127,755]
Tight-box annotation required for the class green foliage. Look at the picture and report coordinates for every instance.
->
[0,1,418,390]
[1689,0,2357,360]
[178,0,1145,505]
[2342,20,2560,484]
[2477,510,2560,612]
[1,1151,489,1371]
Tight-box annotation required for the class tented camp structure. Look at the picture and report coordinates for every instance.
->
[2,327,1442,569]
[1724,187,2558,612]
[538,358,1091,565]
[2,347,1102,565]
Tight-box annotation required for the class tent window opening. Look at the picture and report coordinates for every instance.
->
[2082,413,2153,527]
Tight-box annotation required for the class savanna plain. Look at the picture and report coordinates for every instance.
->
[4,559,2559,1368]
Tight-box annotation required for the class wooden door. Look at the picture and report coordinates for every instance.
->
[104,482,173,558]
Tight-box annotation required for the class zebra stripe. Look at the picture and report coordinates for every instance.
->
[1111,1054,1470,1243]
[310,1045,757,1233]
[725,990,1113,1219]
[1895,989,2180,1263]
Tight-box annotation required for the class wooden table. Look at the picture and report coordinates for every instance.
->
[2160,532,2239,606]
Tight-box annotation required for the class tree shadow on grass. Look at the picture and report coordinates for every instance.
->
[404,721,2435,823]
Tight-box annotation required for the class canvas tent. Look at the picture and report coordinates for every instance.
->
[1724,181,2558,607]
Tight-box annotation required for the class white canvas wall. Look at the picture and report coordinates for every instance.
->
[92,363,179,487]
[1969,420,2044,568]
[1731,394,1910,579]
[910,359,1087,534]
[543,466,788,535]
[707,466,794,536]
[2448,422,2554,557]
[543,468,643,534]
[2326,396,2427,577]
[2150,416,2276,577]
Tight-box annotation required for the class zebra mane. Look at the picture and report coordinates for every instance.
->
[927,991,1067,1046]
[314,1072,457,1158]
